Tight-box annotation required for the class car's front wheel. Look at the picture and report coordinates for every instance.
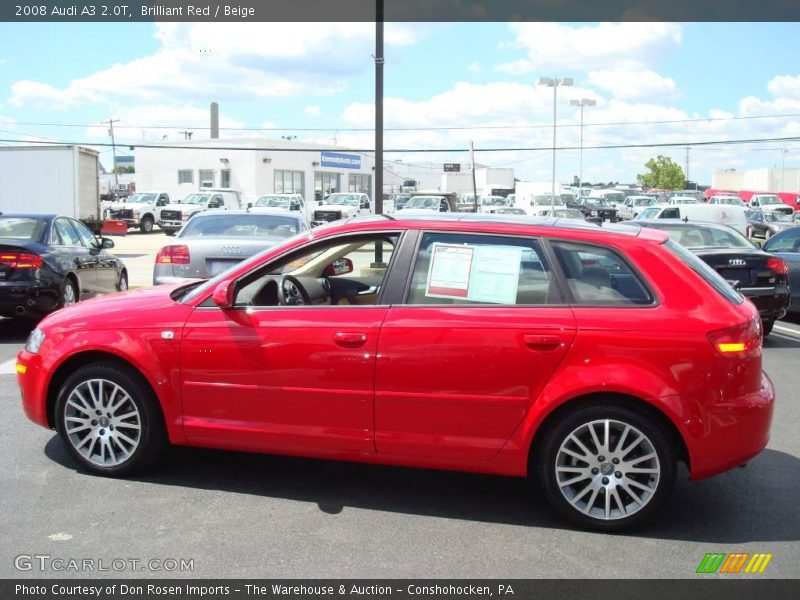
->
[762,319,775,336]
[536,403,676,532]
[55,362,167,476]
[140,216,154,233]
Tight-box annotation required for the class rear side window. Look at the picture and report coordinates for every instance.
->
[664,240,743,304]
[407,232,559,306]
[551,241,653,306]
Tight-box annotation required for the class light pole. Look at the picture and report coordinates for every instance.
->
[569,98,596,197]
[539,77,573,213]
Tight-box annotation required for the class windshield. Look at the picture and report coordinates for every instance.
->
[553,209,584,219]
[758,196,782,206]
[480,196,510,206]
[254,196,291,209]
[637,207,662,220]
[634,198,654,206]
[126,193,157,203]
[322,194,360,206]
[0,217,43,240]
[672,197,698,204]
[653,224,753,249]
[183,194,211,206]
[716,197,744,206]
[406,196,443,209]
[180,213,303,238]
[765,212,793,222]
[533,195,564,206]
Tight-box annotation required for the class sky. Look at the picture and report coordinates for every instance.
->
[1,21,800,186]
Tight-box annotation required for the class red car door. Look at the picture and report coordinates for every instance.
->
[374,231,576,461]
[179,233,401,455]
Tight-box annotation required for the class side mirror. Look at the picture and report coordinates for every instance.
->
[322,257,354,277]
[440,205,448,212]
[100,237,115,249]
[157,199,167,206]
[247,202,253,209]
[208,201,222,209]
[212,280,235,309]
[291,204,300,211]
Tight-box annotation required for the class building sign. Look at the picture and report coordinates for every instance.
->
[443,163,461,172]
[321,152,361,170]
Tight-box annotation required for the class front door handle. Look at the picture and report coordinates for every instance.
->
[523,333,563,351]
[333,332,368,347]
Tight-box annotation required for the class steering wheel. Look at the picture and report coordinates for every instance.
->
[278,274,312,306]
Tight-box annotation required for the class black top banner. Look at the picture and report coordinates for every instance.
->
[3,0,800,22]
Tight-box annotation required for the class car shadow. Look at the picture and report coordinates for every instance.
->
[0,317,38,344]
[43,437,799,543]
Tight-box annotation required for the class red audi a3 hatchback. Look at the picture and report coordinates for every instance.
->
[17,215,774,531]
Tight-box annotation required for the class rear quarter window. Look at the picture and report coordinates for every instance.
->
[550,241,654,306]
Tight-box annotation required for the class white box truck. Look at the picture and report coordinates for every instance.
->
[0,145,101,223]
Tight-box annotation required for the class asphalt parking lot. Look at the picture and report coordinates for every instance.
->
[0,306,798,579]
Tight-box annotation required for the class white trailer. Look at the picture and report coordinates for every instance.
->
[0,145,100,220]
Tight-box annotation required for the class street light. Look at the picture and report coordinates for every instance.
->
[539,77,573,213]
[570,98,596,197]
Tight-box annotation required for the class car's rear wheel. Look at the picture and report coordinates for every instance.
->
[118,271,128,292]
[536,404,676,532]
[762,319,774,336]
[55,362,167,476]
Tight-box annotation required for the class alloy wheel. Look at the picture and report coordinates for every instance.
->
[63,378,142,467]
[554,419,661,521]
[62,281,77,306]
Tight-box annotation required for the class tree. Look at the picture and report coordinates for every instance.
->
[637,156,685,190]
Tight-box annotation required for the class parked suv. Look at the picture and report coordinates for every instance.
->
[158,190,242,235]
[311,193,372,226]
[18,215,774,531]
[107,191,170,233]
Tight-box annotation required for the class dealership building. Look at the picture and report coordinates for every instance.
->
[134,137,375,205]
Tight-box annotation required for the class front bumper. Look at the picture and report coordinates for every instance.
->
[17,350,50,428]
[690,371,775,479]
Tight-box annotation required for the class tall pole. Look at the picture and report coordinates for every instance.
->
[685,146,690,189]
[374,0,384,215]
[470,140,478,213]
[781,149,787,191]
[578,104,584,194]
[373,0,384,266]
[108,118,120,193]
[551,83,557,213]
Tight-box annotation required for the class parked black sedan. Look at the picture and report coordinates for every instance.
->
[745,208,798,241]
[568,197,618,222]
[763,227,800,314]
[0,214,127,319]
[633,219,789,335]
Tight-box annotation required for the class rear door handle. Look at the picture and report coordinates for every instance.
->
[523,333,563,351]
[333,332,368,347]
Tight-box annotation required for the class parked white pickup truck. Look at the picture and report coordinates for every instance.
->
[107,191,171,233]
[157,189,242,235]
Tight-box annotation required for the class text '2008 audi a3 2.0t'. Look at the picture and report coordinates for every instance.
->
[17,215,774,531]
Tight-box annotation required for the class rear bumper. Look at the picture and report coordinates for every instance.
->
[689,371,775,479]
[0,281,59,317]
[740,286,790,320]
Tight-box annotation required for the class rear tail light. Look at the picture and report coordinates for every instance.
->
[0,253,43,269]
[155,245,190,264]
[766,257,788,275]
[708,318,762,357]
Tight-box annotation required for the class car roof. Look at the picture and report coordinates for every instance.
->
[192,210,302,218]
[0,213,57,221]
[634,219,740,232]
[314,213,669,243]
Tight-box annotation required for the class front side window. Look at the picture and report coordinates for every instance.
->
[71,219,98,248]
[551,241,653,306]
[764,229,800,253]
[406,232,557,306]
[233,234,399,308]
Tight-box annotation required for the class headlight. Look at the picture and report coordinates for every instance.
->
[25,328,45,354]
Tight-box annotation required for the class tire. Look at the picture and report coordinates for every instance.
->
[54,362,167,476]
[140,216,154,233]
[765,229,773,240]
[536,403,676,532]
[118,271,128,292]
[59,277,78,308]
[762,319,774,336]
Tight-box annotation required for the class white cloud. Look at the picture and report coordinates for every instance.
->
[468,61,481,73]
[304,105,321,117]
[495,23,683,73]
[586,70,678,101]
[8,23,423,110]
[766,74,800,101]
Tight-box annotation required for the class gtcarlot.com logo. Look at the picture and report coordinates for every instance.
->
[696,552,773,574]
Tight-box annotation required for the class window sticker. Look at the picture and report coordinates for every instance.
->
[425,243,524,304]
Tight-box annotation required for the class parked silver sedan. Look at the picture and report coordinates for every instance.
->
[153,210,309,285]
